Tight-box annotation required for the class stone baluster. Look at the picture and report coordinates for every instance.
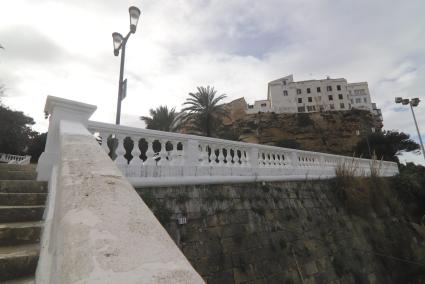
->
[241,149,248,166]
[216,145,220,166]
[224,147,230,166]
[199,144,209,166]
[144,138,155,165]
[99,132,110,154]
[157,139,167,166]
[130,136,143,166]
[115,134,127,165]
[169,140,179,165]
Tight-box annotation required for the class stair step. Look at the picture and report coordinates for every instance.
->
[0,181,47,194]
[0,244,39,281]
[0,171,37,181]
[2,276,35,283]
[0,222,43,246]
[0,164,36,172]
[0,206,44,223]
[0,193,47,206]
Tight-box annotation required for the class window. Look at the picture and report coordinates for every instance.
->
[354,89,365,95]
[298,98,302,103]
[298,106,305,112]
[337,85,341,91]
[307,106,314,112]
[248,105,254,109]
[348,103,352,109]
[283,90,288,96]
[282,80,286,86]
[307,88,311,94]
[340,103,345,109]
[338,94,343,100]
[317,87,321,93]
[363,97,367,103]
[355,98,361,103]
[330,104,335,110]
[328,95,333,101]
[327,86,332,91]
[297,89,302,94]
[261,103,267,107]
[308,97,312,102]
[319,105,324,111]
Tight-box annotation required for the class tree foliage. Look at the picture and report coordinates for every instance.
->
[140,105,178,132]
[27,132,47,162]
[0,105,37,155]
[392,163,425,221]
[180,86,227,137]
[354,130,419,162]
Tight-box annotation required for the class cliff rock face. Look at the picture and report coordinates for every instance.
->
[223,109,381,156]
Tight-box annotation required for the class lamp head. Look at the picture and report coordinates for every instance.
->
[112,32,123,56]
[411,98,420,107]
[402,99,410,105]
[395,97,403,104]
[129,6,141,33]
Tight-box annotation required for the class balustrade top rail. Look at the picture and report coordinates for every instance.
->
[87,121,395,166]
[86,120,399,186]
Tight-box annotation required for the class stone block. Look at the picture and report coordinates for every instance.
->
[207,269,234,284]
[302,261,318,277]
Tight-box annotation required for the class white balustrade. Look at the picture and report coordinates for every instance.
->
[85,119,399,187]
[0,153,31,165]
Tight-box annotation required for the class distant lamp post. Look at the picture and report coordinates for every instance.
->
[395,97,425,160]
[356,128,375,157]
[112,6,141,125]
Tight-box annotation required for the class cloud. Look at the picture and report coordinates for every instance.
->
[0,26,67,63]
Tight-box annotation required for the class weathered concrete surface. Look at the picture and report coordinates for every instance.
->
[42,134,203,283]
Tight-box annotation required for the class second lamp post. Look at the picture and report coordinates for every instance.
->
[112,6,141,125]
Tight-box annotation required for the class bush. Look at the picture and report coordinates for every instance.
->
[392,163,425,221]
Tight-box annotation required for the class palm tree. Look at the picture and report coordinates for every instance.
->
[180,86,227,137]
[140,105,178,132]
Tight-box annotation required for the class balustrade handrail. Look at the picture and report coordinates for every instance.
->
[87,120,397,167]
[0,153,31,164]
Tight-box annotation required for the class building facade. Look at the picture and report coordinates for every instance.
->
[247,75,380,117]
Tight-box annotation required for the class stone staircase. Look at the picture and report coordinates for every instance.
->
[0,164,47,283]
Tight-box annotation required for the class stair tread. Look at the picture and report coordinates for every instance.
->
[0,193,46,195]
[0,221,43,229]
[0,206,45,209]
[0,244,39,258]
[3,276,35,284]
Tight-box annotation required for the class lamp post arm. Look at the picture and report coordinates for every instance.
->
[410,103,425,160]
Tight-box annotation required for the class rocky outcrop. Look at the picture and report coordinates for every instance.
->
[222,108,381,156]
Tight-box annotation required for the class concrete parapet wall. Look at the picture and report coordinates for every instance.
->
[37,132,203,283]
[36,96,203,283]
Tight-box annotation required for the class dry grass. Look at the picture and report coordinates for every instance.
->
[335,156,359,179]
[369,152,383,178]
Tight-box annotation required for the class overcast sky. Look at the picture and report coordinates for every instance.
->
[1,0,424,164]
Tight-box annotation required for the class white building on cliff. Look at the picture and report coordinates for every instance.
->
[247,75,382,120]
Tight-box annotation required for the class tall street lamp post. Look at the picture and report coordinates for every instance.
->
[356,127,376,157]
[112,6,141,125]
[395,97,425,160]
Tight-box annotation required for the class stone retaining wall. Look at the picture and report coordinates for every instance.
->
[137,181,425,284]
